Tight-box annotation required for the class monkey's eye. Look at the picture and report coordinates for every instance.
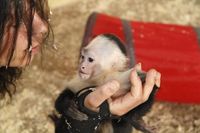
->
[88,57,94,62]
[81,55,84,60]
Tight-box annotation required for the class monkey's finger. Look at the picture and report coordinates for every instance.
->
[143,69,158,99]
[84,80,120,111]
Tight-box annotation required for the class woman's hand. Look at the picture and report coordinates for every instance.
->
[84,63,161,116]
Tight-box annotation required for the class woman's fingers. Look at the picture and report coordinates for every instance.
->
[133,62,142,71]
[108,70,144,115]
[84,80,120,112]
[130,70,142,98]
[142,69,158,100]
[155,71,161,87]
[109,69,161,116]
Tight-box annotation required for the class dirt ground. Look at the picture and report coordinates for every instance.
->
[0,0,200,133]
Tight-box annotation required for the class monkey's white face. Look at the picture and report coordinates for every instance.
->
[79,49,98,80]
[78,35,128,80]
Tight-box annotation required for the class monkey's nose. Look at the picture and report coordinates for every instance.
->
[82,66,85,69]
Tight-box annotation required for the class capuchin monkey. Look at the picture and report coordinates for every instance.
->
[77,34,143,97]
[52,34,159,133]
[67,34,155,98]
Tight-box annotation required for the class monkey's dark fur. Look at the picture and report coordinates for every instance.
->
[51,34,159,133]
[51,84,158,133]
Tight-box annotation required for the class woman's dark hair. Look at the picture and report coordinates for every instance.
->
[0,0,53,98]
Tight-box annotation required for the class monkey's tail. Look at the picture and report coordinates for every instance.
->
[49,112,69,133]
[48,112,60,127]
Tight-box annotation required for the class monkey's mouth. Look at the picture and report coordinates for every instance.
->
[79,71,90,79]
[79,70,86,75]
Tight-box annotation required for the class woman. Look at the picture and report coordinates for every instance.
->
[0,0,161,132]
[0,0,50,97]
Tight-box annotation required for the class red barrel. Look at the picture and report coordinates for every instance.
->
[82,12,200,104]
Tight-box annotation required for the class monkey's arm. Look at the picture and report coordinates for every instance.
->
[64,75,92,92]
[103,69,146,97]
[112,69,133,90]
